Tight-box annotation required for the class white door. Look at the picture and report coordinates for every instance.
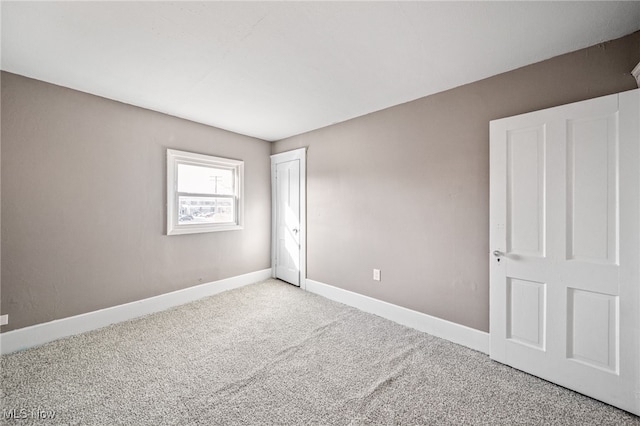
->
[490,89,640,415]
[271,149,306,287]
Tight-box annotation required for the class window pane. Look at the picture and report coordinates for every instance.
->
[177,164,233,195]
[167,149,244,235]
[178,196,235,224]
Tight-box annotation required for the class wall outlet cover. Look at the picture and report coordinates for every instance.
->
[0,315,8,326]
[373,269,381,281]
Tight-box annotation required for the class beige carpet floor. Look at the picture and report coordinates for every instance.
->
[1,279,639,425]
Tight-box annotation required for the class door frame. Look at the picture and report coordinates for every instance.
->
[271,148,307,289]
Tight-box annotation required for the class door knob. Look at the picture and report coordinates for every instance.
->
[292,228,299,234]
[493,250,502,257]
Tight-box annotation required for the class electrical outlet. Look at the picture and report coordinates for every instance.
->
[0,314,8,326]
[373,269,381,281]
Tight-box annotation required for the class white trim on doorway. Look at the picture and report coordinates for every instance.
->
[270,148,307,289]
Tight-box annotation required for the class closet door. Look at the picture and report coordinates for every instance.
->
[490,89,639,415]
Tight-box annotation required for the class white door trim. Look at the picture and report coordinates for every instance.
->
[271,148,307,289]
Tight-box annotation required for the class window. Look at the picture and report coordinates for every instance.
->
[167,149,243,235]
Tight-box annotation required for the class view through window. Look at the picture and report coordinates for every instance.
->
[177,164,235,225]
[167,149,244,235]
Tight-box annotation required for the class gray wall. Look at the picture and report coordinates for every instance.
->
[1,72,272,331]
[2,31,639,335]
[273,31,640,332]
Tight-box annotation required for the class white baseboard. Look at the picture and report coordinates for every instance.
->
[305,279,489,354]
[0,269,272,355]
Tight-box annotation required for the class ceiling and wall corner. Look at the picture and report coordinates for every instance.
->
[271,31,640,332]
[1,1,639,141]
[1,2,640,334]
[1,70,273,332]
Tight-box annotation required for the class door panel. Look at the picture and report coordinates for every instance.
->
[507,126,546,257]
[567,113,618,264]
[567,288,618,372]
[507,278,546,350]
[271,148,306,289]
[490,89,639,415]
[275,159,300,286]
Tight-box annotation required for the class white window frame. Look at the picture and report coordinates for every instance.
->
[167,149,244,235]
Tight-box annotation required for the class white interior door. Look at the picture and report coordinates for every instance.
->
[271,149,306,287]
[490,89,640,415]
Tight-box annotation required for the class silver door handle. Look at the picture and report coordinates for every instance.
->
[493,250,502,257]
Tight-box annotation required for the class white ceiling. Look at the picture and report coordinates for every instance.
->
[2,2,639,141]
